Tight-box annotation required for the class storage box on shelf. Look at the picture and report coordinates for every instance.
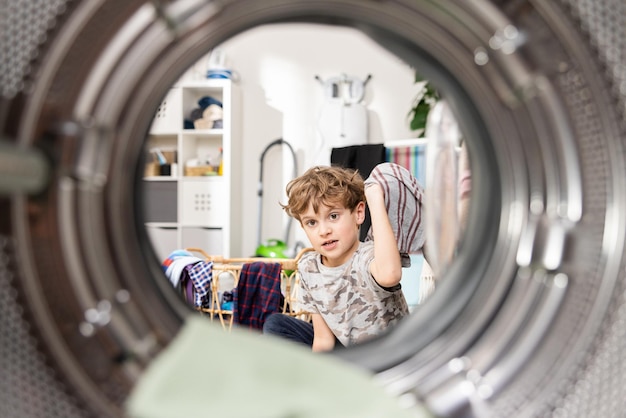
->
[144,147,177,177]
[142,78,241,262]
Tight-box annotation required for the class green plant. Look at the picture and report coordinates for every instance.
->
[408,72,439,135]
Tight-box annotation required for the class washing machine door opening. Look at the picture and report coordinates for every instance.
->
[1,1,625,418]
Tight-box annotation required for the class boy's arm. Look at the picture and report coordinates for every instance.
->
[311,314,336,352]
[366,183,403,288]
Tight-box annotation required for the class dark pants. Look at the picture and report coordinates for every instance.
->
[262,313,314,347]
[263,313,344,349]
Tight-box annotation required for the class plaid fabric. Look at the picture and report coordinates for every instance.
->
[233,262,283,330]
[186,260,214,308]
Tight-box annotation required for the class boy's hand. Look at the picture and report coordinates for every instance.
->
[364,182,384,200]
[312,314,336,352]
[366,182,403,287]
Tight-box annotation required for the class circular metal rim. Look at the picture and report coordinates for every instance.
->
[4,0,625,416]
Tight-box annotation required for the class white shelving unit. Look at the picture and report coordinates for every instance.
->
[143,78,241,261]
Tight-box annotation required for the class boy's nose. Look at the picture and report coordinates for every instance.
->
[319,223,331,235]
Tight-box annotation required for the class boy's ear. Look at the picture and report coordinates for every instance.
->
[355,201,366,225]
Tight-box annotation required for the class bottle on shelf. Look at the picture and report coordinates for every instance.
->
[218,147,224,176]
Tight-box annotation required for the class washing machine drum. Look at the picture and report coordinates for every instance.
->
[1,1,626,417]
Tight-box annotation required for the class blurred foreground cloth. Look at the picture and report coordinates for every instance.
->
[126,316,432,418]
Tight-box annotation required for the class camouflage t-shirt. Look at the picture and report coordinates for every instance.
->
[298,241,409,347]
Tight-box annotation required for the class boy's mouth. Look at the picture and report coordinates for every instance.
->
[322,239,338,249]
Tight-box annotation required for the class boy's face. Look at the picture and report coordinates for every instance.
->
[299,201,365,267]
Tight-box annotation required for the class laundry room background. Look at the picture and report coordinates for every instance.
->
[142,22,431,309]
[198,22,422,258]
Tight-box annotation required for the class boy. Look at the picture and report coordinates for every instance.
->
[263,165,411,352]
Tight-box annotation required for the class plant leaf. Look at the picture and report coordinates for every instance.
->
[409,102,430,131]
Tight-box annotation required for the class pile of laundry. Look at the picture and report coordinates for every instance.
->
[162,250,213,309]
[161,249,285,330]
[183,95,223,130]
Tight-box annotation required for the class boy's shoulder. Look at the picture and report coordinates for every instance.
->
[354,240,375,262]
[300,248,319,264]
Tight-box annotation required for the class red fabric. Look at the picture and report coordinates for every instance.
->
[233,262,283,330]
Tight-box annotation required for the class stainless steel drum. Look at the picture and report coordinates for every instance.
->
[1,1,625,417]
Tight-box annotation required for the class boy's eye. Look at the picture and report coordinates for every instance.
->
[329,213,339,220]
[304,220,316,227]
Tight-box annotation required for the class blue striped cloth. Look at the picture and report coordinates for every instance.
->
[385,145,426,184]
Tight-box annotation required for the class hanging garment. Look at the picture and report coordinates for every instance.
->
[331,143,387,241]
[363,162,426,267]
[233,262,283,330]
[317,102,368,147]
[162,250,213,308]
[186,260,214,309]
[314,74,371,166]
[330,143,386,178]
[178,267,196,305]
[385,145,427,184]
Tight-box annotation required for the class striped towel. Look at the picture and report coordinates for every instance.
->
[363,163,426,267]
[385,145,426,184]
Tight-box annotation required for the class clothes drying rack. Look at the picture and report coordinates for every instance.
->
[185,247,313,330]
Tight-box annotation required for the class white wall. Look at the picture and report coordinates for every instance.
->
[214,23,420,257]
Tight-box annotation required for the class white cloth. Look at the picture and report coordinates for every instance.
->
[164,253,202,288]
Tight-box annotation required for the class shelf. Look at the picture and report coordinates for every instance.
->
[179,175,223,182]
[180,224,224,229]
[182,129,223,136]
[143,176,177,181]
[143,77,240,259]
[180,79,233,89]
[149,131,178,136]
[145,222,178,228]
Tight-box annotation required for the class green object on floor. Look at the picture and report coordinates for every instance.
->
[256,239,294,275]
[255,238,289,258]
[126,316,433,418]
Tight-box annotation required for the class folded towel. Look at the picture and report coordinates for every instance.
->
[198,95,223,109]
[363,163,426,267]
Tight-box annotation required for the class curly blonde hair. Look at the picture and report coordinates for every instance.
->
[282,165,365,222]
